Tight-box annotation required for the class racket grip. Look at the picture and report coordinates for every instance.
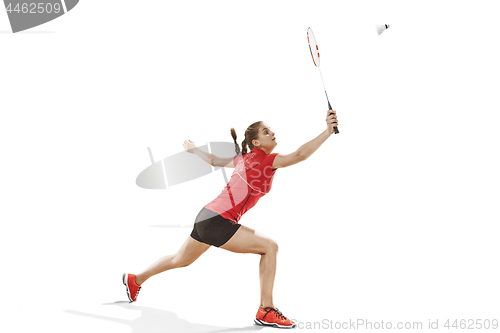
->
[328,103,339,134]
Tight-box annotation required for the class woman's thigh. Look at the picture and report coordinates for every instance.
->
[219,224,276,255]
[174,236,211,267]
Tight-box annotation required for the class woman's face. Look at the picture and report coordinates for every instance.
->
[253,122,277,150]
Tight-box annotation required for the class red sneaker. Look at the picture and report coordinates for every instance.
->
[122,273,141,303]
[254,306,297,328]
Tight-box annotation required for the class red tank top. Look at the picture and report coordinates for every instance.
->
[204,148,278,223]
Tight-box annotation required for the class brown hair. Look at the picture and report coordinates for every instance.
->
[230,121,263,155]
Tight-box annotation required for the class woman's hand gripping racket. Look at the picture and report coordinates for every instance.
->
[307,27,339,134]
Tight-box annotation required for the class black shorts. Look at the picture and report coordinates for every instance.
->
[190,207,241,247]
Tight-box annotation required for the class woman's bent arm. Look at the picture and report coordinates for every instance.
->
[183,140,235,168]
[192,148,214,166]
[192,148,235,168]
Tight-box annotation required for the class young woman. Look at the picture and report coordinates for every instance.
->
[123,110,338,329]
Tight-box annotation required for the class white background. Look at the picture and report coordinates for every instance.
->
[1,1,499,332]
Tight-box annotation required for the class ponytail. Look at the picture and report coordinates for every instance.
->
[230,121,262,156]
[230,128,241,155]
[241,140,248,155]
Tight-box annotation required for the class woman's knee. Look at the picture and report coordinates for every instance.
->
[263,239,278,255]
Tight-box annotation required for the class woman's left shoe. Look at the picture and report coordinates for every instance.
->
[122,273,141,303]
[254,306,297,328]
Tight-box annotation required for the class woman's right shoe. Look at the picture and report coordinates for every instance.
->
[254,306,297,328]
[122,273,141,303]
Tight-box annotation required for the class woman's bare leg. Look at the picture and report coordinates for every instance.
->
[135,236,211,286]
[219,225,278,307]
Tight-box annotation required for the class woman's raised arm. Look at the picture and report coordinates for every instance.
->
[272,110,337,169]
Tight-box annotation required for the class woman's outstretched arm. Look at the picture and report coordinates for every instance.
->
[273,110,338,168]
[183,140,235,168]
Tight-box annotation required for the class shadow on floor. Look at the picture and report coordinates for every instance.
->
[149,224,193,228]
[66,301,266,333]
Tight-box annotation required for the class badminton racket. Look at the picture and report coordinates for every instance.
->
[307,27,339,134]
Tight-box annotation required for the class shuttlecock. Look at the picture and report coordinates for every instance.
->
[375,24,390,35]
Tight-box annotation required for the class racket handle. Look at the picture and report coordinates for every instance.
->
[328,102,339,134]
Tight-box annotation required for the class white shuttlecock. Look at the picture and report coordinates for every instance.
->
[375,24,390,35]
